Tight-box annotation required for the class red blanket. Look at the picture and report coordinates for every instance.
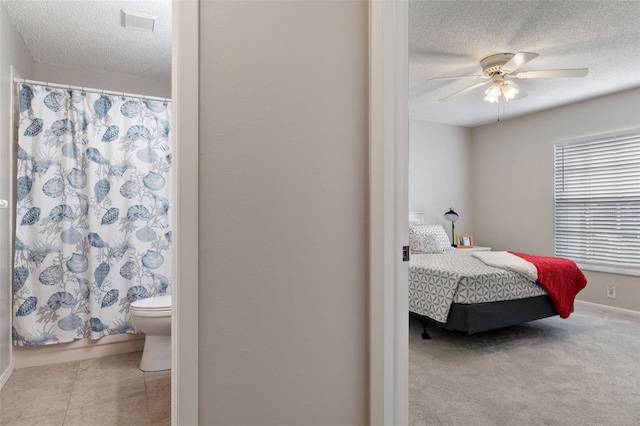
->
[509,251,587,318]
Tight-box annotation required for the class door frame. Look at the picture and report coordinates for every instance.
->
[369,0,409,425]
[172,1,409,424]
[171,1,199,425]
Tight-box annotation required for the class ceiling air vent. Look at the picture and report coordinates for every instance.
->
[121,9,157,32]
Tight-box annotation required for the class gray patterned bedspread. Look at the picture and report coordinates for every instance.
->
[409,251,547,323]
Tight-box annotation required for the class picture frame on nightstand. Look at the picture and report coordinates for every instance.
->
[455,233,474,248]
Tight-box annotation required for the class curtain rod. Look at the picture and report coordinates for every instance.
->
[13,78,171,104]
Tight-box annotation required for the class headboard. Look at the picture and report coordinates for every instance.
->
[408,211,424,224]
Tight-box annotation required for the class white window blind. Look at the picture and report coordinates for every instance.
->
[554,131,640,276]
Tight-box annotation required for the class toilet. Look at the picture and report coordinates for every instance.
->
[130,294,172,371]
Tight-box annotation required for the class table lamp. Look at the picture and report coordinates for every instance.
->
[443,208,459,247]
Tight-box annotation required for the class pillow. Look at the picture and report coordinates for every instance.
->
[409,231,442,254]
[409,224,453,253]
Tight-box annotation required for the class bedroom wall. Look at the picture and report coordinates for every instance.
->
[470,88,640,312]
[198,1,368,425]
[409,119,473,242]
[0,2,34,387]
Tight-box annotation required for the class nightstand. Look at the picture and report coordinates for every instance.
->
[456,246,491,252]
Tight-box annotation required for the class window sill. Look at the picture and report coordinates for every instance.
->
[576,263,640,277]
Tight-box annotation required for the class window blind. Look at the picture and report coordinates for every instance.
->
[554,131,640,275]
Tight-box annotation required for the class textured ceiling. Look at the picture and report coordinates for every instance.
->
[2,0,171,84]
[409,0,640,127]
[3,0,638,126]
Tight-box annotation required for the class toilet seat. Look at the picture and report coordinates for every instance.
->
[131,295,171,317]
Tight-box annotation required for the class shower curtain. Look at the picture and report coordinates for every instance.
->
[12,84,172,346]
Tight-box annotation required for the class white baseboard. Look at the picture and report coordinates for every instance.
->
[14,333,145,369]
[0,364,14,390]
[575,300,640,317]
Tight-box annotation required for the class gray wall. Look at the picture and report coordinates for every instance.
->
[34,63,170,99]
[0,3,33,384]
[198,1,369,424]
[409,120,473,240]
[470,88,640,311]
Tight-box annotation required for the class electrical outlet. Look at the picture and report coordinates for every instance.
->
[607,286,616,299]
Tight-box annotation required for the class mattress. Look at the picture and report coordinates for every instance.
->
[409,250,547,323]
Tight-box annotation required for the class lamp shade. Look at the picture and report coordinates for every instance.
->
[443,208,459,247]
[443,208,458,222]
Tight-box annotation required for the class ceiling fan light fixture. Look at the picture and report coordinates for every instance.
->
[483,77,519,103]
[484,81,502,103]
[501,82,519,100]
[486,84,501,96]
[484,90,500,103]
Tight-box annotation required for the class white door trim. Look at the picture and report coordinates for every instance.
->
[369,1,409,425]
[172,0,199,425]
[3,66,22,389]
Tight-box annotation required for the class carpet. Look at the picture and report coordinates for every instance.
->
[409,302,640,425]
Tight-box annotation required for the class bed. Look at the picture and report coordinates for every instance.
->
[408,223,587,338]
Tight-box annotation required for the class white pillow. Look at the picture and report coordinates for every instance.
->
[409,224,453,253]
[409,231,442,254]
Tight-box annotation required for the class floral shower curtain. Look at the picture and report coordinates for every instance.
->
[13,84,172,346]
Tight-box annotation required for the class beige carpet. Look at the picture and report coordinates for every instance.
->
[409,302,640,425]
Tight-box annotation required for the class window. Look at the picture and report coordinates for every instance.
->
[554,130,640,276]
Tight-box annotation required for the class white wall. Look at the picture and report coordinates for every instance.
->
[471,88,640,311]
[198,1,368,424]
[34,62,170,98]
[0,3,33,386]
[409,120,473,242]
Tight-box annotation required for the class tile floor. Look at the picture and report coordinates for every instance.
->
[0,351,170,426]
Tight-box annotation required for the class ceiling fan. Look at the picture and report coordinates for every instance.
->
[430,52,588,103]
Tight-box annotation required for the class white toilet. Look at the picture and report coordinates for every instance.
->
[130,294,172,371]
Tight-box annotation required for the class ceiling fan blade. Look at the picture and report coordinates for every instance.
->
[502,51,539,72]
[515,68,589,79]
[439,81,490,101]
[428,75,486,81]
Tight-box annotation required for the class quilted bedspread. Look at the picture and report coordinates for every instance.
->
[409,251,545,323]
